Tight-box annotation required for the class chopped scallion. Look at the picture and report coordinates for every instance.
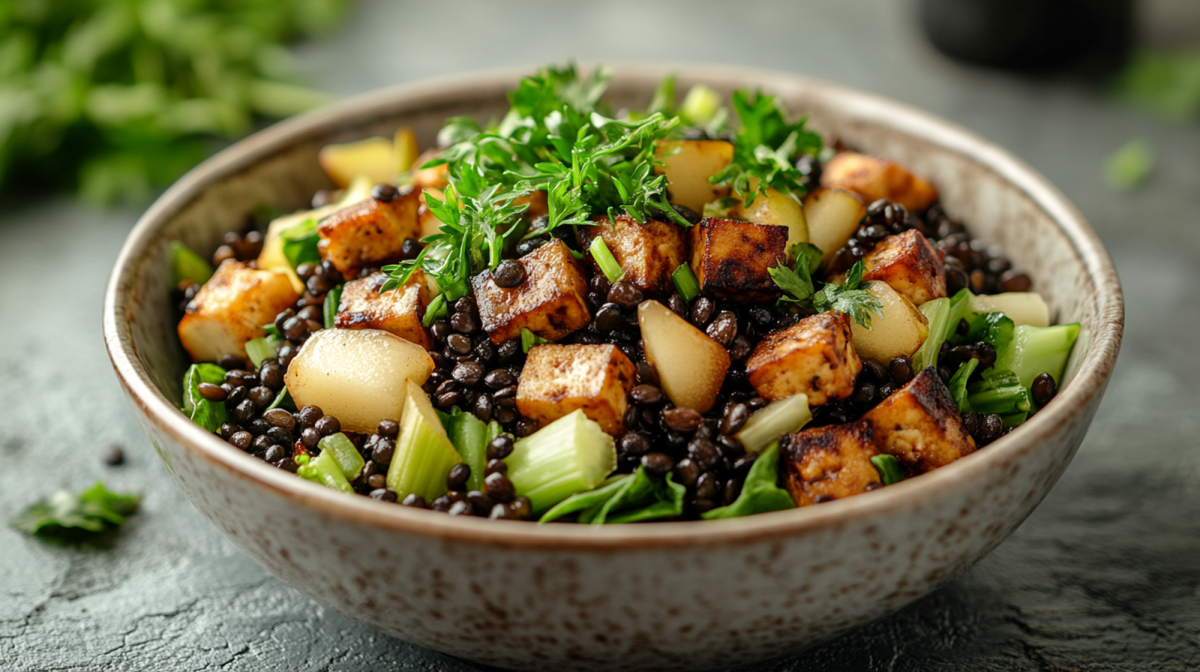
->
[170,241,215,286]
[521,327,549,353]
[422,294,448,327]
[324,284,343,329]
[318,432,365,480]
[670,263,701,302]
[589,236,624,284]
[298,450,354,493]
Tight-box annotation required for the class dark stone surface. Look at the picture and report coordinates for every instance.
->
[2,1,1199,669]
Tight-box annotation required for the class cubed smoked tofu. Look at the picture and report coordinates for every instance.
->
[745,311,862,406]
[577,215,687,293]
[861,229,946,305]
[781,421,883,507]
[655,139,734,212]
[177,260,299,363]
[514,190,549,222]
[335,269,433,349]
[516,344,636,435]
[688,217,788,299]
[862,366,976,474]
[820,152,939,212]
[317,187,421,277]
[473,239,591,344]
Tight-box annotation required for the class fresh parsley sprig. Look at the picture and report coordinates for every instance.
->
[708,90,823,207]
[812,261,884,328]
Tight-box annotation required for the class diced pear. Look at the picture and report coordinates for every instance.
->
[733,184,809,250]
[850,281,930,364]
[803,187,866,266]
[318,137,397,188]
[655,139,734,213]
[394,127,420,173]
[970,292,1050,328]
[284,328,434,433]
[637,300,730,412]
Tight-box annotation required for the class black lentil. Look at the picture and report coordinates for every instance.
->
[491,259,525,288]
[484,473,515,502]
[1032,373,1058,406]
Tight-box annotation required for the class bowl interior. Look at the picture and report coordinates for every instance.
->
[112,63,1121,536]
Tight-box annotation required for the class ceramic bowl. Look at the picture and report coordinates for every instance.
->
[103,64,1123,671]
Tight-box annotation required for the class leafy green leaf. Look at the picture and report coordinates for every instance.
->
[961,311,1014,352]
[702,442,794,519]
[947,358,979,412]
[869,455,906,486]
[12,482,142,537]
[182,363,228,433]
[708,90,822,206]
[539,468,686,524]
[280,217,320,268]
[811,261,884,328]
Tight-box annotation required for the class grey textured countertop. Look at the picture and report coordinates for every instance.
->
[3,1,1199,670]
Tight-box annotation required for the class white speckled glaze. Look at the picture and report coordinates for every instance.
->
[103,64,1123,671]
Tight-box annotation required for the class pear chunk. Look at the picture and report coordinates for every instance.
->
[803,187,865,267]
[637,300,730,413]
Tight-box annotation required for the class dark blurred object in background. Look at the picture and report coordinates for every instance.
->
[919,0,1134,73]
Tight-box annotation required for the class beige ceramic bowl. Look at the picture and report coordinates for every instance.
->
[103,64,1122,671]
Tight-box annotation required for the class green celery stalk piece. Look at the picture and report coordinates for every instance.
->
[734,393,811,454]
[299,450,355,493]
[450,412,491,492]
[702,442,795,519]
[280,218,320,268]
[170,241,214,286]
[993,323,1082,390]
[323,284,343,329]
[913,289,972,372]
[540,474,633,524]
[962,311,1014,352]
[506,410,617,513]
[386,385,463,502]
[318,432,365,480]
[245,337,276,369]
[947,358,979,412]
[182,363,228,433]
[680,84,721,124]
[967,369,1032,416]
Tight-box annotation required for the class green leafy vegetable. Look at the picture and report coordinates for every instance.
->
[170,241,214,286]
[540,467,686,524]
[12,482,142,537]
[421,294,448,327]
[182,363,228,433]
[869,455,906,486]
[280,217,321,268]
[702,442,794,519]
[449,410,497,492]
[967,369,1033,418]
[961,311,1015,352]
[947,358,979,412]
[0,0,350,203]
[707,90,822,207]
[1104,139,1155,191]
[811,261,884,328]
[913,289,973,371]
[771,242,823,304]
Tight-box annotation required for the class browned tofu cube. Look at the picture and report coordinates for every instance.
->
[577,215,687,294]
[745,311,862,406]
[177,260,299,363]
[513,190,549,222]
[688,217,788,299]
[820,152,939,212]
[473,239,592,344]
[411,150,449,191]
[862,366,976,474]
[335,269,433,349]
[317,187,420,277]
[781,421,882,507]
[861,229,947,305]
[515,344,636,435]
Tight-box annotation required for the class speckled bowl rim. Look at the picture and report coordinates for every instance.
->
[103,62,1123,551]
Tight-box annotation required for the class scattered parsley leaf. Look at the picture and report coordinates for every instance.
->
[708,90,822,206]
[770,242,824,304]
[812,261,884,328]
[12,483,142,538]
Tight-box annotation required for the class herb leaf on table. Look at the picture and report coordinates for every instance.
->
[12,482,143,538]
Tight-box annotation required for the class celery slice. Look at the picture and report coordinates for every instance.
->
[589,236,624,284]
[318,432,365,480]
[671,263,700,302]
[386,380,462,501]
[323,284,343,329]
[298,450,354,493]
[993,323,1081,389]
[734,393,811,453]
[506,410,617,513]
[449,412,492,492]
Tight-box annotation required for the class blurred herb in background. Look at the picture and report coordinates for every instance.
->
[1112,49,1200,121]
[0,0,351,205]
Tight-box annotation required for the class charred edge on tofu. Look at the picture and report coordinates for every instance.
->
[175,68,1041,520]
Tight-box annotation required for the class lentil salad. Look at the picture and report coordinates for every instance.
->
[172,64,1079,523]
